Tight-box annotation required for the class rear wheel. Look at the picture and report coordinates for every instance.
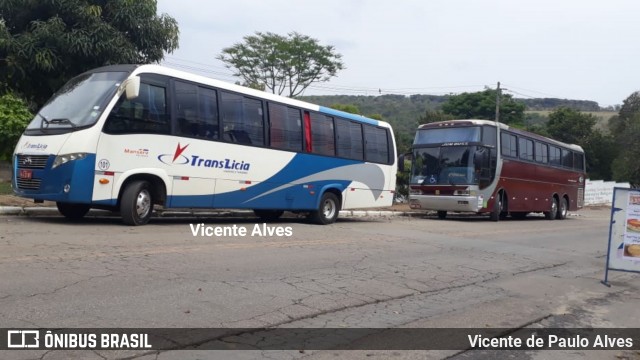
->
[437,210,447,219]
[254,209,284,221]
[545,197,558,220]
[557,197,568,220]
[56,202,90,220]
[120,180,153,226]
[490,192,503,222]
[309,192,340,225]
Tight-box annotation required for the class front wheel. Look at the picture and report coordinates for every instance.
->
[309,192,340,225]
[56,202,90,220]
[120,180,153,226]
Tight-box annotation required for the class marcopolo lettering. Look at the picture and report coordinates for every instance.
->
[190,155,250,171]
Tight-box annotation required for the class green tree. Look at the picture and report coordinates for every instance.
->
[416,109,454,124]
[0,93,33,160]
[545,107,596,144]
[0,0,179,106]
[545,107,618,180]
[610,92,640,184]
[441,89,525,126]
[611,118,640,184]
[218,32,344,97]
[329,103,360,114]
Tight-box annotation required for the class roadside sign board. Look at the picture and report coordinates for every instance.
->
[602,187,640,286]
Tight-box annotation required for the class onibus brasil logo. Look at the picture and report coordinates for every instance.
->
[158,143,251,171]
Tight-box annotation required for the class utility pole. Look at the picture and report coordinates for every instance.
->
[495,81,501,123]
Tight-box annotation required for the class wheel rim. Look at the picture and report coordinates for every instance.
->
[551,199,557,215]
[561,200,567,217]
[322,198,336,219]
[136,189,151,218]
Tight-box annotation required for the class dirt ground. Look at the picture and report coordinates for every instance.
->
[0,194,55,207]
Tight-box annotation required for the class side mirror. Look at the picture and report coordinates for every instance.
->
[398,152,412,172]
[124,76,140,100]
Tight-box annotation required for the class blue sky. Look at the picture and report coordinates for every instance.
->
[156,0,640,107]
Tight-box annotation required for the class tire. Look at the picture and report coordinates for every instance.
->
[557,197,568,220]
[309,192,340,225]
[545,197,558,220]
[490,192,503,222]
[254,209,284,221]
[56,202,90,220]
[120,180,153,226]
[437,210,447,219]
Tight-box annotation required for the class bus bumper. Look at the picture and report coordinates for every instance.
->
[409,194,483,212]
[12,153,96,204]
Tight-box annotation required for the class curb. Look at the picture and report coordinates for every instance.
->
[0,206,416,219]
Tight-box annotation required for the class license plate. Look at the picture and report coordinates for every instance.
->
[19,169,32,180]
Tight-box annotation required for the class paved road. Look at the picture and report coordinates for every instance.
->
[0,208,638,359]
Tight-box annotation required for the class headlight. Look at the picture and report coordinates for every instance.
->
[52,153,88,169]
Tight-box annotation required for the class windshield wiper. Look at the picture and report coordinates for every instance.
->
[49,118,76,128]
[37,113,50,128]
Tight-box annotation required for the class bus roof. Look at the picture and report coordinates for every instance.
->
[417,119,584,153]
[83,64,387,128]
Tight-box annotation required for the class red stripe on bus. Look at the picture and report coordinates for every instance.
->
[304,111,312,153]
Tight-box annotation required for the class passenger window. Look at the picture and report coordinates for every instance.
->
[310,113,335,156]
[220,92,264,146]
[364,125,390,164]
[268,103,302,152]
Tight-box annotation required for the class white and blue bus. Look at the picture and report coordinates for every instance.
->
[12,64,397,225]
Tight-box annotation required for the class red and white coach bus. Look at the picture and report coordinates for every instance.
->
[404,119,586,221]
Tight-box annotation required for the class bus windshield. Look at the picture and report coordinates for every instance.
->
[414,126,481,145]
[25,71,128,134]
[411,145,492,186]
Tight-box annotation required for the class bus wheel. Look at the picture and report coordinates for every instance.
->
[490,193,503,222]
[557,197,568,220]
[545,197,558,220]
[254,210,284,221]
[56,202,90,220]
[309,192,340,225]
[437,210,447,219]
[121,180,153,226]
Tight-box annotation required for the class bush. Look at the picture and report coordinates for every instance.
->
[0,93,33,161]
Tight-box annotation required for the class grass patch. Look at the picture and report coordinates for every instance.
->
[0,181,13,195]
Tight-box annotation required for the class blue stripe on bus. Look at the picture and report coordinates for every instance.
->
[164,152,389,210]
[319,106,380,126]
[13,154,96,204]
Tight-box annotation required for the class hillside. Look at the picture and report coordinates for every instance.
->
[298,94,615,148]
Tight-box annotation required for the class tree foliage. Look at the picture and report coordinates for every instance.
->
[441,89,525,126]
[610,92,640,184]
[0,0,179,106]
[218,32,344,97]
[545,107,596,144]
[544,107,618,181]
[0,93,32,160]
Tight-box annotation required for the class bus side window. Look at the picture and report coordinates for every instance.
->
[221,91,264,146]
[309,113,335,156]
